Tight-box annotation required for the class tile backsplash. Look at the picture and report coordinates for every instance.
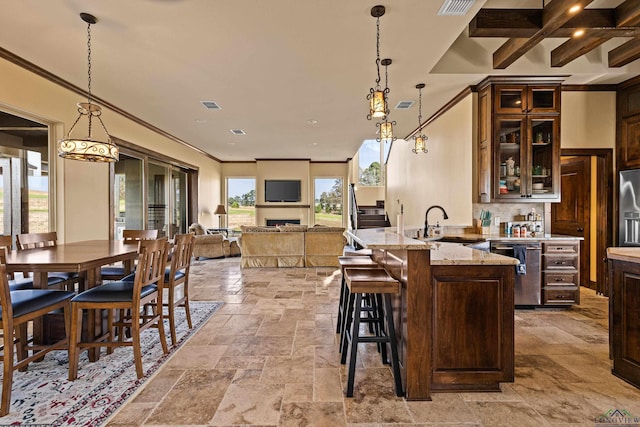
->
[472,202,546,234]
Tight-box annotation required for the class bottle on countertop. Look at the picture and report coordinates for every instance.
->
[513,224,521,237]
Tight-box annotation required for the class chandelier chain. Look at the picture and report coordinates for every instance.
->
[86,20,93,136]
[375,16,381,89]
[418,86,423,126]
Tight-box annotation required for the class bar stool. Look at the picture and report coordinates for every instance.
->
[336,256,380,345]
[342,267,403,397]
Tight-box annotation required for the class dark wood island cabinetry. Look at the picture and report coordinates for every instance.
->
[349,229,517,400]
[607,247,640,389]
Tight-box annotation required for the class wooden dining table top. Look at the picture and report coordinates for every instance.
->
[4,239,140,273]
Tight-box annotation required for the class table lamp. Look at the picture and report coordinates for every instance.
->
[214,204,227,229]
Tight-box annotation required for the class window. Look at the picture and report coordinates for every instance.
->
[314,178,343,226]
[358,139,383,186]
[227,178,256,231]
[0,110,50,237]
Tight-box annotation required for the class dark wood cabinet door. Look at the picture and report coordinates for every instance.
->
[477,88,491,203]
[619,115,640,170]
[609,259,640,389]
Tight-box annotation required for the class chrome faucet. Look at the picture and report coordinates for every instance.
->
[424,205,449,236]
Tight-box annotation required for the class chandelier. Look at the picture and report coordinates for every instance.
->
[412,83,428,154]
[367,5,389,120]
[58,13,119,162]
[376,58,396,145]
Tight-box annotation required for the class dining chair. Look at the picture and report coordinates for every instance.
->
[0,260,75,416]
[100,229,159,281]
[15,232,78,291]
[0,236,33,291]
[68,238,170,380]
[162,233,196,346]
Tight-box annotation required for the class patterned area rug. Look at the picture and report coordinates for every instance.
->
[0,301,223,426]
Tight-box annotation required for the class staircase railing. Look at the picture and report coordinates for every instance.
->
[348,183,358,230]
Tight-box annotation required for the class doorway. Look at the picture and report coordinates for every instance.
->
[551,149,613,296]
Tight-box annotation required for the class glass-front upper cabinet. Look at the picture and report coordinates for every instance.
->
[493,115,559,200]
[495,116,526,200]
[529,115,560,199]
[495,85,560,114]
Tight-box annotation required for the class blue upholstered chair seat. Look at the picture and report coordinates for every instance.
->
[100,266,126,276]
[49,272,79,281]
[71,281,158,303]
[121,267,183,283]
[8,277,34,291]
[0,289,74,319]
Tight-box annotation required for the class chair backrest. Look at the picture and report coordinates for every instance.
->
[132,239,169,303]
[123,229,158,242]
[16,232,58,250]
[169,233,196,279]
[0,236,16,280]
[0,261,13,323]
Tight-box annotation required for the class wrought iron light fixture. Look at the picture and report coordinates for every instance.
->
[412,83,428,154]
[367,5,389,120]
[58,13,119,162]
[376,58,396,145]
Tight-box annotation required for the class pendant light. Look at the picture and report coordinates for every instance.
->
[367,5,389,120]
[412,83,428,154]
[58,13,119,162]
[377,58,396,145]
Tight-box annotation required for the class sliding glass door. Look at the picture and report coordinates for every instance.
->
[112,153,190,240]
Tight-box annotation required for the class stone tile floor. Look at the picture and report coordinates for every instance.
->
[107,257,640,426]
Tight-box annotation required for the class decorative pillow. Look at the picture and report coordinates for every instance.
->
[306,226,345,233]
[241,225,279,233]
[277,225,308,232]
[188,223,206,235]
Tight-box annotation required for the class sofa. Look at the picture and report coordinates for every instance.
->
[188,223,230,259]
[238,224,346,268]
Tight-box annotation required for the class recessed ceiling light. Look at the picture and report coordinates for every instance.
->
[195,119,207,124]
[312,142,318,146]
[307,119,318,124]
[201,101,221,110]
[568,5,581,14]
[573,29,585,37]
[230,129,246,135]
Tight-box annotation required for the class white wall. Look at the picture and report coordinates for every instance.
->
[0,57,222,242]
[386,95,474,229]
[561,91,616,150]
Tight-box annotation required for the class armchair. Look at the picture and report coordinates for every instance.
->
[188,223,229,259]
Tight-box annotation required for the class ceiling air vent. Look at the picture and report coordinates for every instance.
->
[230,129,246,135]
[395,100,415,110]
[437,0,475,16]
[201,100,221,110]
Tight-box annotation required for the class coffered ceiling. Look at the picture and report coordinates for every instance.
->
[0,0,639,162]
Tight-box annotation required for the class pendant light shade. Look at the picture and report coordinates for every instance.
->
[367,5,389,121]
[58,13,119,163]
[376,58,396,144]
[412,83,428,154]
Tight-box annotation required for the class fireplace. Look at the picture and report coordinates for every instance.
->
[266,219,301,226]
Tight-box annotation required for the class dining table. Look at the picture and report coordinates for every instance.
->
[5,239,140,361]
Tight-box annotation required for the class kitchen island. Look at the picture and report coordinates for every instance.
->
[347,228,518,400]
[606,247,640,390]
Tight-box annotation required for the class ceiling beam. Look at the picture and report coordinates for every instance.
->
[493,0,595,69]
[617,0,640,27]
[469,9,631,38]
[551,37,608,67]
[609,37,640,67]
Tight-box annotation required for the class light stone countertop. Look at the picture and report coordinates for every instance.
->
[429,242,518,266]
[607,247,640,263]
[346,228,518,266]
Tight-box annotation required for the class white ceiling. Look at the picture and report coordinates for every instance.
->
[0,0,637,162]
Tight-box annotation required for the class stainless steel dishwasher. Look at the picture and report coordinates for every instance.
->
[490,241,542,306]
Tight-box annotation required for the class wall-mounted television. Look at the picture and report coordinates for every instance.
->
[264,180,301,202]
